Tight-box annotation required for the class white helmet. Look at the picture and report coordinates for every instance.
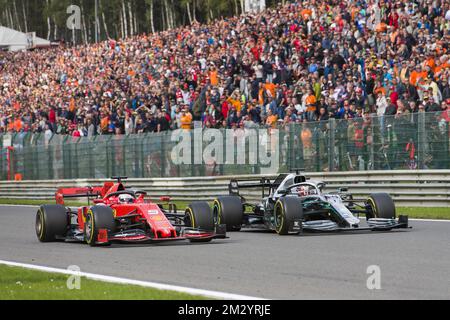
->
[118,194,134,204]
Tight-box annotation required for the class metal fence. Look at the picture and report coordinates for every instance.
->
[1,112,449,181]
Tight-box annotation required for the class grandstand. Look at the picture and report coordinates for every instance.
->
[0,0,449,177]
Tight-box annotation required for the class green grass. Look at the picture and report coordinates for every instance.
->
[396,207,450,220]
[0,265,206,300]
[0,199,448,220]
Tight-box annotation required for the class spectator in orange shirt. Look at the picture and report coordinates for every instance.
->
[409,65,427,87]
[266,109,278,129]
[425,55,436,72]
[227,92,242,112]
[375,22,387,33]
[209,66,219,87]
[305,89,317,121]
[434,59,449,77]
[264,80,276,98]
[100,113,110,134]
[180,107,193,130]
[14,118,23,132]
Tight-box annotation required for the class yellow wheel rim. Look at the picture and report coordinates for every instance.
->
[367,198,378,218]
[85,210,95,244]
[186,208,196,228]
[213,200,222,225]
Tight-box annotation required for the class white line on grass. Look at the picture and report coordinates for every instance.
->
[0,260,266,300]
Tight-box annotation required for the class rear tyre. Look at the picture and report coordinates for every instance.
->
[274,197,303,235]
[84,206,116,247]
[213,196,243,231]
[366,193,396,220]
[36,205,69,242]
[185,202,215,243]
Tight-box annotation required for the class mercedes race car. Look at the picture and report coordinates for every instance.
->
[213,172,410,235]
[36,177,226,246]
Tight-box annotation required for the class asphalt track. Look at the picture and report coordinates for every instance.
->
[0,206,449,300]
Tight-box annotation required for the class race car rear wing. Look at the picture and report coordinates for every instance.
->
[55,183,113,205]
[229,172,309,199]
[229,178,274,199]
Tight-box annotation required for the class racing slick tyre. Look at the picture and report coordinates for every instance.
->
[274,197,304,235]
[213,196,243,232]
[367,193,396,220]
[84,206,116,247]
[36,205,69,242]
[185,202,215,231]
[185,202,215,243]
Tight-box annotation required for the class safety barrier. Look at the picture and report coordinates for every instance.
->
[0,170,449,207]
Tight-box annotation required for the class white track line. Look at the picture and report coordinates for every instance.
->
[0,260,265,300]
[409,218,450,223]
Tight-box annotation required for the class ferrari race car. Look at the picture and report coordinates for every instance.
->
[36,177,226,246]
[213,171,410,235]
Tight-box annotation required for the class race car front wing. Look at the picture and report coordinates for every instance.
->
[302,215,410,233]
[106,224,228,244]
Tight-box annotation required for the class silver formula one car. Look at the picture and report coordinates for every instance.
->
[212,171,410,235]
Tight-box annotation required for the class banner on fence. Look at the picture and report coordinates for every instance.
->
[245,0,266,13]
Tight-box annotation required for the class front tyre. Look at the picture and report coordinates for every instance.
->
[367,193,396,220]
[36,205,69,242]
[84,206,116,247]
[185,202,215,243]
[213,196,243,231]
[185,202,215,231]
[274,197,304,235]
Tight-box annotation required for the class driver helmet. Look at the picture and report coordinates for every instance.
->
[118,194,134,204]
[298,186,309,197]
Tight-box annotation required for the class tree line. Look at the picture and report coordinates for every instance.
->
[0,0,285,44]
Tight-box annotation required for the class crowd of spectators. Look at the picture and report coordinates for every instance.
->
[0,0,450,138]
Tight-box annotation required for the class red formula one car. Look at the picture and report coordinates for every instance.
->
[35,177,226,246]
